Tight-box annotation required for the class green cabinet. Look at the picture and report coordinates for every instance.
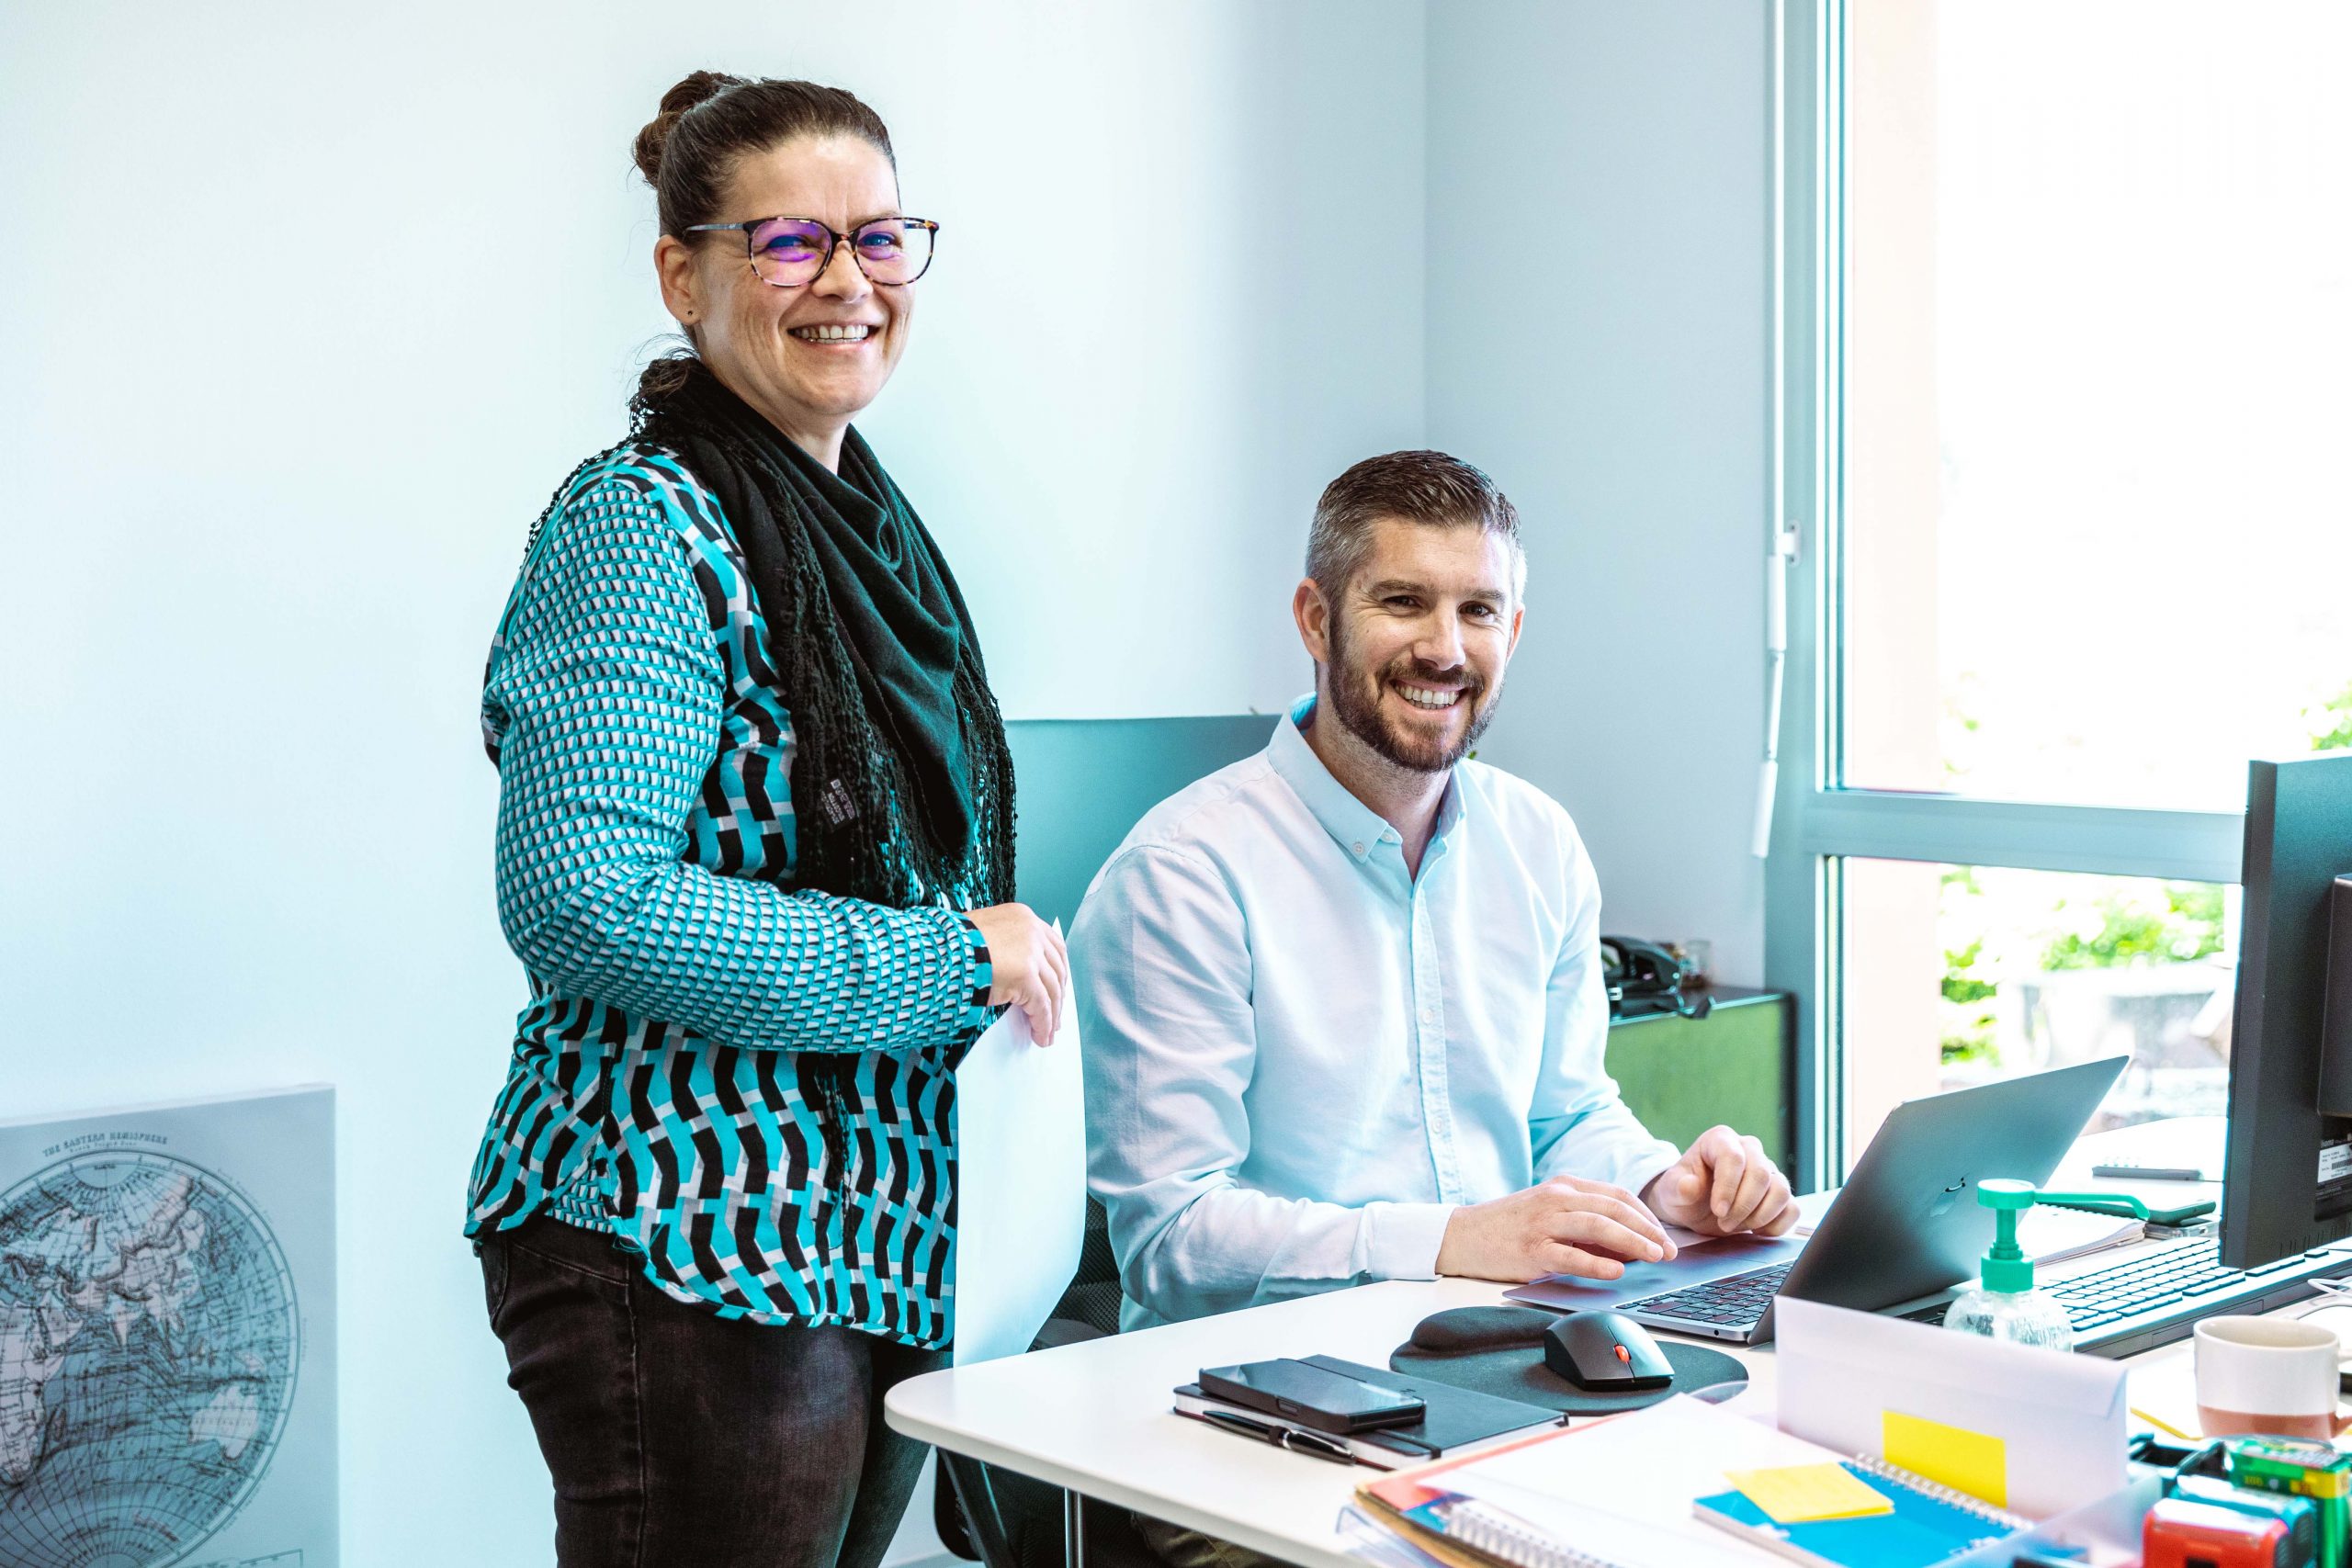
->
[1604,987,1792,1170]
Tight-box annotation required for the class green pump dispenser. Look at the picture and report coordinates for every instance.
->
[1974,1178,2153,1286]
[1949,1179,2148,1347]
[1974,1178,2041,1292]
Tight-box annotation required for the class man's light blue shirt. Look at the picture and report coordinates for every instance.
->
[1074,696,1680,1330]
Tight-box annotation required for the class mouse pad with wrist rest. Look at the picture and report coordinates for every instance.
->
[1389,1304,1747,1415]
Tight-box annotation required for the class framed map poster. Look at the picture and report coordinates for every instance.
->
[0,1086,336,1568]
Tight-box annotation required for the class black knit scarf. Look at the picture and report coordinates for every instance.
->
[620,362,1015,911]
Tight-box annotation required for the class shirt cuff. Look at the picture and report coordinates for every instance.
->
[1363,1201,1456,1281]
[955,912,996,1036]
[1621,1143,1685,1211]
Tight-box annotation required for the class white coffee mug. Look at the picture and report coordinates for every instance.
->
[2194,1314,2351,1440]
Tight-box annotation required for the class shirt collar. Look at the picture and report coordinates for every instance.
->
[1270,694,1466,864]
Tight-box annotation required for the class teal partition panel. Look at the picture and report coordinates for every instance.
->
[1004,715,1279,927]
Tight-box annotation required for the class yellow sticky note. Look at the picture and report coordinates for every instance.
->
[1883,1410,2008,1509]
[1724,1463,1895,1524]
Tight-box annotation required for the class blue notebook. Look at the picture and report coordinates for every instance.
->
[1694,1461,2023,1568]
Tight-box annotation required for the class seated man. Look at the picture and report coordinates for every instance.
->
[1074,449,1796,1334]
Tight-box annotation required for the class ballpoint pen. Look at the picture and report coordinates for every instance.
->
[1193,1409,1358,1466]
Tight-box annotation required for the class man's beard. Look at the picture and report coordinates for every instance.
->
[1322,614,1501,774]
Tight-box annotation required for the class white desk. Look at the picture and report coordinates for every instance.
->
[891,1274,1777,1568]
[885,1120,2289,1568]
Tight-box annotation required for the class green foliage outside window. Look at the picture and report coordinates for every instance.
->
[2308,681,2352,752]
[2040,883,2226,972]
[1935,677,2350,1066]
[1940,868,1999,1066]
[1939,871,2227,1066]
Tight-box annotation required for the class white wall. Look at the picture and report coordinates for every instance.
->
[0,4,1422,1564]
[1425,1,1775,987]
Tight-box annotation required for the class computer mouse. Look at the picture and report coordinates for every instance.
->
[1543,1310,1676,1392]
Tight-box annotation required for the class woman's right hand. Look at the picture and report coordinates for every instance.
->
[967,904,1069,1045]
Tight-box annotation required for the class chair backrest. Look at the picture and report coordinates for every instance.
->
[1004,715,1278,1334]
[1004,714,1279,928]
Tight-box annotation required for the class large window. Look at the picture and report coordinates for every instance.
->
[1774,1,2352,1180]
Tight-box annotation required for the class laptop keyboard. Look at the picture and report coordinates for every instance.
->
[1618,1261,1796,1328]
[1901,1236,2331,1331]
[1622,1236,2344,1336]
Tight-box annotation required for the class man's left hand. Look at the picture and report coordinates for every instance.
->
[1639,1125,1799,1238]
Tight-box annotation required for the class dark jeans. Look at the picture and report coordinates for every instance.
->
[481,1213,945,1568]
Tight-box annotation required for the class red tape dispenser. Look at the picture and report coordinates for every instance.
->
[2143,1495,2301,1568]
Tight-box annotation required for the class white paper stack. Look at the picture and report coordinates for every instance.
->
[948,928,1087,1366]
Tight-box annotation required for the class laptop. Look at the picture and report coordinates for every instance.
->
[1509,1056,2352,1356]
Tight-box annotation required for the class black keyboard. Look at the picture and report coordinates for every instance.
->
[1902,1236,2332,1331]
[1623,1236,2346,1338]
[1619,1260,1795,1327]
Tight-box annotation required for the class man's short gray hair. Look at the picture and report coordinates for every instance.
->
[1305,450,1526,603]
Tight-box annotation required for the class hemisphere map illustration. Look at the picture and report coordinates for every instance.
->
[0,1145,302,1568]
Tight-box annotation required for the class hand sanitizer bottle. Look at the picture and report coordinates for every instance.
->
[1943,1178,2075,1350]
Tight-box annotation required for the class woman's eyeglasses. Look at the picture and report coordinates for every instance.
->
[684,216,939,288]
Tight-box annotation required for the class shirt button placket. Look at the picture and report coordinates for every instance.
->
[1412,889,1458,1204]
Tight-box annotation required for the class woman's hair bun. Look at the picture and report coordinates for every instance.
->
[632,71,749,186]
[629,72,896,247]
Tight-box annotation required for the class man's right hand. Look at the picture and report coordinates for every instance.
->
[967,903,1069,1045]
[1434,1176,1679,1283]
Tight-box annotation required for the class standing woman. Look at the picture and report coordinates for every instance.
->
[469,73,1068,1568]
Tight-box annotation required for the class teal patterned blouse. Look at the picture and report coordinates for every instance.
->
[467,442,995,1348]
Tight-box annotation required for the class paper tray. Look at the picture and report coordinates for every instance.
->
[1940,1471,2166,1568]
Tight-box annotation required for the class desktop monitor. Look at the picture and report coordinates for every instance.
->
[2218,749,2352,1269]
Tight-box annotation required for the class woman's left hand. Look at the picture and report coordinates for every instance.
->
[968,904,1069,1045]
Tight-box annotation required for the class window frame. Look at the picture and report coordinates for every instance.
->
[1765,0,2246,1192]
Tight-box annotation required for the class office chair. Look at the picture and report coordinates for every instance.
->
[932,1197,1151,1568]
[930,716,1280,1568]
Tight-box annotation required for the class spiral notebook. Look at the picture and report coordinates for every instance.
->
[1694,1461,2027,1568]
[1356,1395,2030,1568]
